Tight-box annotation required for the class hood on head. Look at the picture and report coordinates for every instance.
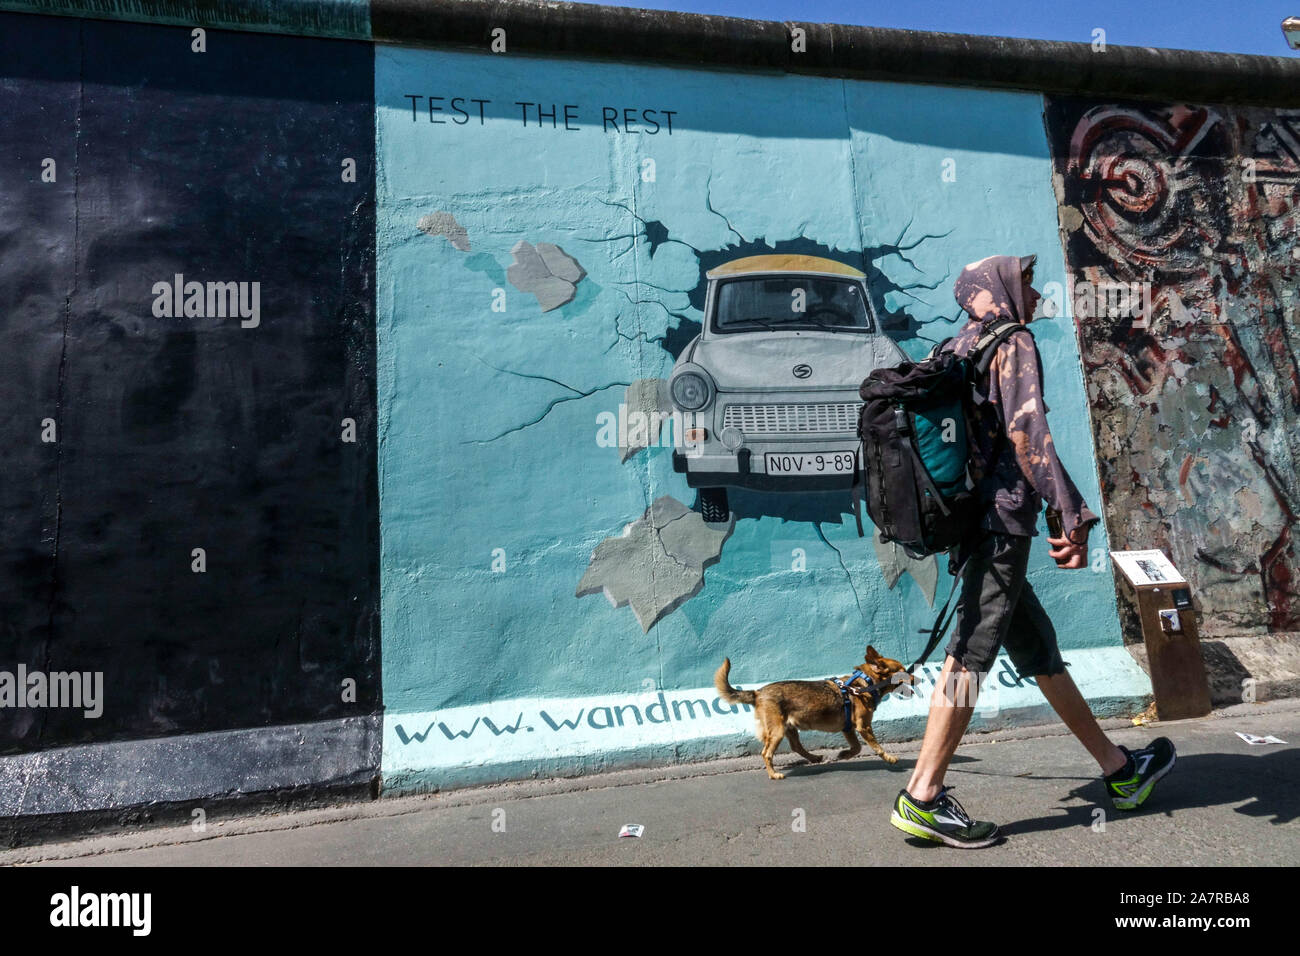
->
[954,254,1036,325]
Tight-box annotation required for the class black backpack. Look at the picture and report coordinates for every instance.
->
[852,320,1029,558]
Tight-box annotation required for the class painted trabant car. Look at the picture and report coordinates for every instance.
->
[669,254,907,522]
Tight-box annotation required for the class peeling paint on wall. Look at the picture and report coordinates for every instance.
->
[575,496,733,632]
[1047,99,1300,638]
[507,241,587,312]
[417,211,471,251]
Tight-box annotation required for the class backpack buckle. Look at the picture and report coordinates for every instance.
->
[893,406,910,436]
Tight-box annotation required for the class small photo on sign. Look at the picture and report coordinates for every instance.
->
[1137,559,1166,582]
[1110,549,1186,587]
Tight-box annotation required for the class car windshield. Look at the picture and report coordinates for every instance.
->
[712,276,872,333]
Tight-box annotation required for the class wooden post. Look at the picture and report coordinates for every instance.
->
[1111,551,1211,720]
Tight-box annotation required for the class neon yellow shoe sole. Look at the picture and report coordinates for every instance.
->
[891,790,1000,848]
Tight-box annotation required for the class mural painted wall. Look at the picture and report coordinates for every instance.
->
[376,48,1148,790]
[0,13,381,757]
[1,6,1195,814]
[1047,98,1300,642]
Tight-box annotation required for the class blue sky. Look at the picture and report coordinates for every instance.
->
[581,0,1299,56]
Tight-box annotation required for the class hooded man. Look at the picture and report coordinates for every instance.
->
[889,254,1176,849]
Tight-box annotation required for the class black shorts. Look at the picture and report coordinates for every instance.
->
[943,530,1066,679]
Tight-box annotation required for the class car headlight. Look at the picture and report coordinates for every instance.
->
[719,426,744,451]
[670,367,715,412]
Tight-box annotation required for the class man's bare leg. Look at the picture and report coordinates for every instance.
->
[905,654,979,803]
[1035,669,1128,775]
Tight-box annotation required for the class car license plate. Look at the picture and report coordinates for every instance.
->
[764,451,856,475]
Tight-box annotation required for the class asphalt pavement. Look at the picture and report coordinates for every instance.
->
[5,699,1298,867]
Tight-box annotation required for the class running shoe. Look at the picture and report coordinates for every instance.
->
[1105,738,1177,810]
[891,786,1000,848]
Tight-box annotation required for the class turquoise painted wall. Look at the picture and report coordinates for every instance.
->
[374,47,1141,788]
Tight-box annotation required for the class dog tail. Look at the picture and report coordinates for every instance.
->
[714,658,757,706]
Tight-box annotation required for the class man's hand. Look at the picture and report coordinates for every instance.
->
[1047,526,1089,569]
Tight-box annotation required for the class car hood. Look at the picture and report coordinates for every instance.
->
[682,331,906,390]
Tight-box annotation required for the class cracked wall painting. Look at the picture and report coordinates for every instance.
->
[0,15,381,755]
[1046,99,1300,640]
[377,48,1127,786]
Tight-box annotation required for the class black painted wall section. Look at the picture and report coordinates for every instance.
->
[0,13,380,753]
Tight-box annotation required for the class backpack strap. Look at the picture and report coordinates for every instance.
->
[895,406,952,518]
[968,320,1029,379]
[852,447,865,537]
[925,336,954,362]
[908,553,971,674]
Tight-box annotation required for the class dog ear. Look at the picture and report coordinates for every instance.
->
[865,645,879,660]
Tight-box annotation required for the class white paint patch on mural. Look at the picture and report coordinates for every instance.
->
[576,495,733,632]
[506,239,587,311]
[417,210,471,251]
[873,531,939,606]
[612,378,673,463]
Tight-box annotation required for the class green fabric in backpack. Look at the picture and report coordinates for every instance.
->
[910,399,969,498]
[855,317,1027,554]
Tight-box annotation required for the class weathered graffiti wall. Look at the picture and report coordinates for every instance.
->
[1046,99,1300,643]
[375,48,1145,791]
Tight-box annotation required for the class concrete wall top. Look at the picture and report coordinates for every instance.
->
[3,0,1300,106]
[0,0,371,37]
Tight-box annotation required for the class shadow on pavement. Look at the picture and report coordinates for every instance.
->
[1004,749,1300,837]
[775,751,987,780]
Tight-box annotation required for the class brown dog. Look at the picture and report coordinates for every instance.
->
[714,646,915,780]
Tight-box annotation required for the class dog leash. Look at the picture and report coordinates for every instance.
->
[829,551,972,730]
[906,554,971,675]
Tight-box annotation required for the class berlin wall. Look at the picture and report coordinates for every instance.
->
[0,0,1296,831]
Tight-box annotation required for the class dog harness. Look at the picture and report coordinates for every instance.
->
[830,670,885,734]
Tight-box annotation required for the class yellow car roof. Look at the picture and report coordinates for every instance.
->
[706,254,865,279]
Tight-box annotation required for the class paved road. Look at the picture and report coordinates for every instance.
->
[7,701,1298,866]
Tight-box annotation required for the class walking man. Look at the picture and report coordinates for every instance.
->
[889,254,1176,848]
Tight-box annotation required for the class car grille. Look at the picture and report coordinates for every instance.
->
[722,402,862,435]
